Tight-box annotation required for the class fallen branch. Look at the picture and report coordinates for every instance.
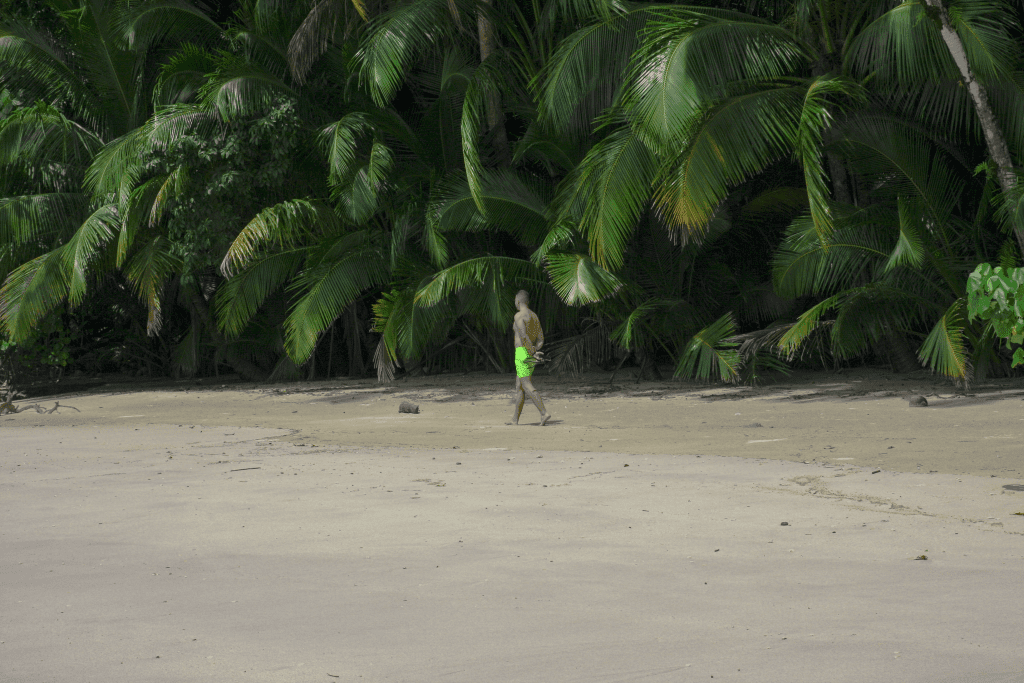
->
[0,401,81,415]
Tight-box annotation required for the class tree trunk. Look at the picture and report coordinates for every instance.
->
[827,152,853,205]
[187,289,268,381]
[877,331,921,374]
[346,303,365,377]
[477,0,510,163]
[924,0,1024,255]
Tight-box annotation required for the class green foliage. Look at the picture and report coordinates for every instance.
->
[4,0,1024,387]
[967,263,1024,366]
[674,313,741,383]
[0,312,72,405]
[0,313,71,373]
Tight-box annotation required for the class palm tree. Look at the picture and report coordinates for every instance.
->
[221,0,617,381]
[2,0,364,380]
[0,0,221,355]
[536,0,1024,383]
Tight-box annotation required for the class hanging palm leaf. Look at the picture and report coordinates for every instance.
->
[414,256,545,308]
[674,312,741,383]
[545,252,625,305]
[918,298,972,383]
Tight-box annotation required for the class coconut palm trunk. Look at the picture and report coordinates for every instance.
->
[923,0,1023,255]
[187,288,268,381]
[476,0,510,163]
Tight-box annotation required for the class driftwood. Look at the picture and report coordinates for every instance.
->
[0,401,80,415]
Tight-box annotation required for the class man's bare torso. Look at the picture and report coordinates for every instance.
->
[513,309,542,351]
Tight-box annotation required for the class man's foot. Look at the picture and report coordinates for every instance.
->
[506,419,519,425]
[539,412,551,426]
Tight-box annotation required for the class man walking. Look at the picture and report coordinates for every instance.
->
[508,290,552,426]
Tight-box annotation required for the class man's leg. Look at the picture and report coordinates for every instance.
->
[520,377,551,426]
[507,377,526,425]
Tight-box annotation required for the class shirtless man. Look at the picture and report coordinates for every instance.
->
[508,290,552,426]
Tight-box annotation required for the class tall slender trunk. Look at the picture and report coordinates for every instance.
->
[477,0,510,163]
[827,153,853,205]
[188,288,268,381]
[924,0,1024,255]
[345,303,365,377]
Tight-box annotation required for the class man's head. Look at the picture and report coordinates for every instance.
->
[515,290,529,308]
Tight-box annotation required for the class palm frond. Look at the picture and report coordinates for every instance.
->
[881,78,977,143]
[145,103,222,149]
[674,311,741,383]
[154,43,218,105]
[882,196,926,272]
[82,126,147,201]
[337,139,393,224]
[461,59,507,214]
[535,0,619,32]
[119,0,221,52]
[283,236,389,361]
[84,105,219,200]
[354,0,453,106]
[731,321,794,380]
[556,125,657,270]
[994,168,1024,245]
[625,9,806,148]
[545,252,625,305]
[150,164,191,228]
[844,2,955,85]
[776,293,843,358]
[222,198,342,276]
[950,0,1020,83]
[0,248,69,342]
[320,111,375,184]
[795,75,864,241]
[373,334,396,383]
[216,249,307,337]
[545,318,614,377]
[531,220,584,267]
[839,113,963,226]
[414,256,546,310]
[536,7,654,139]
[654,84,804,237]
[918,298,972,383]
[512,121,584,173]
[373,285,456,379]
[773,208,891,299]
[428,168,550,248]
[64,1,146,136]
[988,73,1024,180]
[124,235,182,335]
[0,193,86,246]
[288,0,361,84]
[0,19,102,132]
[120,175,167,265]
[610,298,696,355]
[0,102,102,173]
[60,204,119,306]
[199,53,297,121]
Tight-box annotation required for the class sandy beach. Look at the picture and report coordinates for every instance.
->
[2,368,1023,682]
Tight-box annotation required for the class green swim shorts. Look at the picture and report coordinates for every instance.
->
[515,347,535,378]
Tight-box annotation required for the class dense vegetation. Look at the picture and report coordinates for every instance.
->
[3,0,1024,388]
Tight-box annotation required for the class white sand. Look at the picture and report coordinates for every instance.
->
[2,370,1023,681]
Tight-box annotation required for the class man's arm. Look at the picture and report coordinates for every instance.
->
[514,316,536,355]
[535,318,544,354]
